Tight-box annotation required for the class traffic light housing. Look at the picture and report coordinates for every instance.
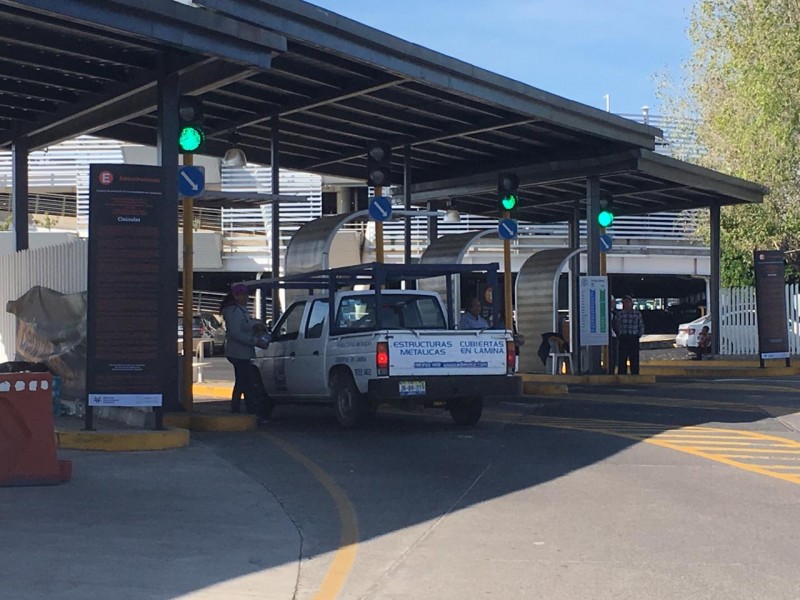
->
[178,96,205,154]
[497,172,519,212]
[598,196,615,228]
[366,141,392,187]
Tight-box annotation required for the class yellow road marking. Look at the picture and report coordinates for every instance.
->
[505,414,800,486]
[268,435,358,600]
[558,393,769,413]
[681,382,800,394]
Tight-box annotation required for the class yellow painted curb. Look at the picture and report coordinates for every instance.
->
[193,384,232,399]
[163,412,257,432]
[56,428,190,452]
[641,365,800,378]
[520,373,657,385]
[523,382,568,395]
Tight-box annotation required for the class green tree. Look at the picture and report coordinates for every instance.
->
[664,0,800,285]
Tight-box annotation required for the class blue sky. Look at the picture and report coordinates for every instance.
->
[308,0,696,116]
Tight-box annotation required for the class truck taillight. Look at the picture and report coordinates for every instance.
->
[506,340,516,374]
[376,342,389,376]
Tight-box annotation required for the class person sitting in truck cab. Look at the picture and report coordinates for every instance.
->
[459,297,488,329]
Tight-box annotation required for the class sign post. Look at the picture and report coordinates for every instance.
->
[179,162,204,412]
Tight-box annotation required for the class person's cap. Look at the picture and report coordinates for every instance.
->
[231,283,248,295]
[622,294,633,301]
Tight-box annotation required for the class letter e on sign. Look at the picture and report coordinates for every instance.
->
[98,170,114,186]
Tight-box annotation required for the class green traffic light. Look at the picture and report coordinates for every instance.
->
[179,125,204,153]
[598,210,614,227]
[501,194,518,211]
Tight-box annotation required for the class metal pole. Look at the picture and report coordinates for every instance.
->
[375,185,384,263]
[709,202,721,357]
[569,199,581,373]
[503,211,513,331]
[403,144,412,266]
[154,65,180,425]
[12,138,28,252]
[271,116,281,321]
[181,153,194,413]
[427,201,438,243]
[600,225,608,371]
[585,176,601,373]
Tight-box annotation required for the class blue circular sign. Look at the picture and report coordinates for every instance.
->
[498,218,518,240]
[368,196,393,221]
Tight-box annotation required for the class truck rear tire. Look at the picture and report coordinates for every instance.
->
[332,371,366,429]
[448,396,483,426]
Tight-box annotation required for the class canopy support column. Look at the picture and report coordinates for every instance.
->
[271,115,281,320]
[12,138,28,251]
[585,176,601,373]
[569,197,582,373]
[709,202,721,355]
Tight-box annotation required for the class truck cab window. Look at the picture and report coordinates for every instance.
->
[272,301,306,341]
[305,300,328,339]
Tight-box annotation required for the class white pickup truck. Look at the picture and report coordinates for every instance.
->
[249,265,521,428]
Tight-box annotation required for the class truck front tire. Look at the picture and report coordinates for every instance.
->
[332,371,366,429]
[448,396,483,426]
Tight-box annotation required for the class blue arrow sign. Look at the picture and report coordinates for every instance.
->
[498,218,518,240]
[599,233,613,252]
[178,165,205,197]
[368,196,393,221]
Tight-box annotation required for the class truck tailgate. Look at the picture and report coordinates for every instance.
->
[388,330,510,376]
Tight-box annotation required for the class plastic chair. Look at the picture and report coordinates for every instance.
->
[548,336,573,375]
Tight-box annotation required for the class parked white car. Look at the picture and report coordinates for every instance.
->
[675,315,711,348]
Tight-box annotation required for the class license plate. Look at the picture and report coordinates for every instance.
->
[399,380,426,396]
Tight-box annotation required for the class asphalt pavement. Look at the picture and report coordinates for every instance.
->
[0,342,796,600]
[0,442,300,600]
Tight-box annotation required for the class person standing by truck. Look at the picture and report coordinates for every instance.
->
[221,283,271,419]
[613,295,645,375]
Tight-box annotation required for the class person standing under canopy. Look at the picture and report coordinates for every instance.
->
[613,295,645,375]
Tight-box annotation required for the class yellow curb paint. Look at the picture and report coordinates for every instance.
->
[267,435,358,600]
[164,412,256,432]
[56,428,190,451]
[193,385,233,399]
[522,383,568,395]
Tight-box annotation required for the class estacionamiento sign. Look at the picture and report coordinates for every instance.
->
[87,164,172,408]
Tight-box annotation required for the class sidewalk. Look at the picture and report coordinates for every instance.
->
[0,442,300,600]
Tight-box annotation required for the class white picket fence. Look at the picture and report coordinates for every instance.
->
[719,284,800,355]
[0,239,88,362]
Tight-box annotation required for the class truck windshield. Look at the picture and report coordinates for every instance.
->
[335,294,446,332]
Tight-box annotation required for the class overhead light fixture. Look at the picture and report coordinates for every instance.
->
[222,131,247,168]
[444,199,460,223]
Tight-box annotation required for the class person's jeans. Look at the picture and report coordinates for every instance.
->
[227,357,265,415]
[617,335,640,375]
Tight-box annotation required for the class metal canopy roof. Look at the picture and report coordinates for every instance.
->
[0,0,765,218]
[402,149,769,224]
